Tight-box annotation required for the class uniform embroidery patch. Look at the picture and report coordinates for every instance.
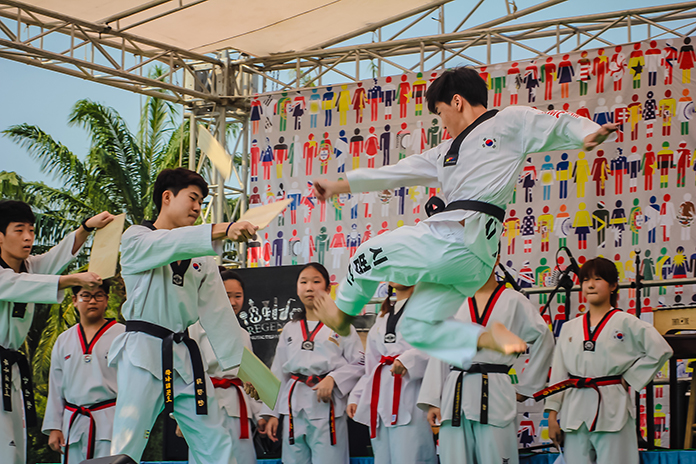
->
[328,337,339,346]
[482,137,497,148]
[613,330,625,341]
[192,262,202,272]
[443,153,458,166]
[144,430,150,439]
[64,354,71,360]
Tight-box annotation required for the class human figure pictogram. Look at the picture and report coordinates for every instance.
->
[643,91,657,138]
[557,55,574,99]
[609,45,626,91]
[260,138,274,181]
[592,48,609,94]
[411,72,427,116]
[659,89,676,136]
[507,61,522,104]
[364,127,379,169]
[350,128,364,170]
[503,209,520,254]
[382,76,397,120]
[573,202,592,249]
[577,51,591,96]
[322,86,336,127]
[610,200,627,247]
[303,133,318,177]
[610,147,627,195]
[657,141,674,188]
[645,40,663,87]
[537,206,554,253]
[397,75,411,119]
[660,194,676,241]
[336,85,351,126]
[678,37,696,84]
[591,149,610,197]
[318,132,332,175]
[556,152,572,199]
[628,43,645,89]
[662,41,678,85]
[592,201,610,248]
[572,152,590,198]
[274,136,288,179]
[677,88,693,136]
[627,94,643,140]
[367,78,383,122]
[676,141,692,187]
[540,57,556,100]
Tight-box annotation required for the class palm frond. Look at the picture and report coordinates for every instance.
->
[2,125,87,189]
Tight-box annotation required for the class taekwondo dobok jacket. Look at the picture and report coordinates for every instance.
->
[108,223,245,381]
[189,321,260,419]
[261,320,364,419]
[42,321,125,444]
[347,106,599,264]
[544,310,672,432]
[0,231,80,352]
[417,285,555,427]
[348,299,430,428]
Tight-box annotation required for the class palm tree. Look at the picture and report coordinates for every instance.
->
[1,81,189,463]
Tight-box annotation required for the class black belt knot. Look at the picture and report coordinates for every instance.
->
[451,363,510,426]
[125,320,207,416]
[0,345,36,427]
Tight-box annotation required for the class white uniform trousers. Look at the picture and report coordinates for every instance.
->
[109,351,236,464]
[563,419,639,464]
[189,414,256,464]
[0,372,25,464]
[63,437,111,464]
[281,410,349,464]
[336,221,489,368]
[438,418,519,464]
[371,415,437,464]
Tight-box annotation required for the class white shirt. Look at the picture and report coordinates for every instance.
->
[347,106,599,264]
[348,299,430,428]
[108,223,245,382]
[43,321,125,444]
[0,231,80,351]
[417,285,555,427]
[262,319,364,420]
[544,310,672,432]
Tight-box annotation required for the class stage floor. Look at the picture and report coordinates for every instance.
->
[128,451,696,464]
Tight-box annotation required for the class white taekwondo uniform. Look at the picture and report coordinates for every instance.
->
[42,319,125,464]
[417,284,555,464]
[348,299,436,464]
[188,321,261,464]
[337,106,598,368]
[108,221,246,463]
[538,309,672,464]
[0,231,80,464]
[261,318,364,464]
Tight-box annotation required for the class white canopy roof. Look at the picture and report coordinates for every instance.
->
[30,0,450,57]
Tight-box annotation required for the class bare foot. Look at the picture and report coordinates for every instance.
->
[477,321,527,355]
[313,292,353,336]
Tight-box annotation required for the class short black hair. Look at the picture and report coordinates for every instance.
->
[0,200,35,234]
[426,67,488,114]
[220,268,245,293]
[72,279,112,298]
[579,257,619,307]
[153,168,209,212]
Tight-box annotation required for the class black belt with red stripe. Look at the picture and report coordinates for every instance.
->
[0,345,36,427]
[534,374,624,432]
[125,320,207,416]
[288,373,336,446]
[451,363,510,426]
[63,398,116,464]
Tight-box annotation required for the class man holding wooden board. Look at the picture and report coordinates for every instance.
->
[0,199,114,464]
[107,168,260,464]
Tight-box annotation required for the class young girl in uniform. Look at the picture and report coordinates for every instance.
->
[262,263,364,464]
[347,283,436,464]
[540,257,672,464]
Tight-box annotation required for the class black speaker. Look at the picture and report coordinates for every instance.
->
[79,455,136,464]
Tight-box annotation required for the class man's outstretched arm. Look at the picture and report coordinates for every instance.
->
[583,123,619,151]
[314,179,351,203]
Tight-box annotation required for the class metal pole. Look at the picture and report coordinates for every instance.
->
[189,112,196,170]
[215,107,226,226]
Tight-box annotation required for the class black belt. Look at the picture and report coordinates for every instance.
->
[0,345,36,427]
[288,373,336,446]
[425,197,506,222]
[451,363,510,426]
[125,321,207,416]
[64,398,116,464]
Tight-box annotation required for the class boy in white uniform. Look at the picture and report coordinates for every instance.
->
[107,168,258,463]
[43,279,125,463]
[313,67,616,369]
[187,269,262,464]
[539,257,673,464]
[347,283,436,464]
[0,200,113,464]
[417,259,554,464]
[263,263,364,464]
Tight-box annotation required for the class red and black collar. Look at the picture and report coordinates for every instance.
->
[78,319,117,355]
[301,319,324,342]
[468,282,506,327]
[582,309,621,352]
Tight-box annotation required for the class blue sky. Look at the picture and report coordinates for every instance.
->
[0,0,689,187]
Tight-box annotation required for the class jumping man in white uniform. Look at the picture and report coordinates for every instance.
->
[43,279,125,463]
[0,200,113,464]
[313,67,617,369]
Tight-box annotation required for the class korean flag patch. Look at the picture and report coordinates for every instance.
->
[482,137,497,149]
[613,330,625,342]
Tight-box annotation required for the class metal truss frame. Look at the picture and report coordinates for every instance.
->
[1,0,695,266]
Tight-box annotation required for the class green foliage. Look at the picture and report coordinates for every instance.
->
[1,74,182,461]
